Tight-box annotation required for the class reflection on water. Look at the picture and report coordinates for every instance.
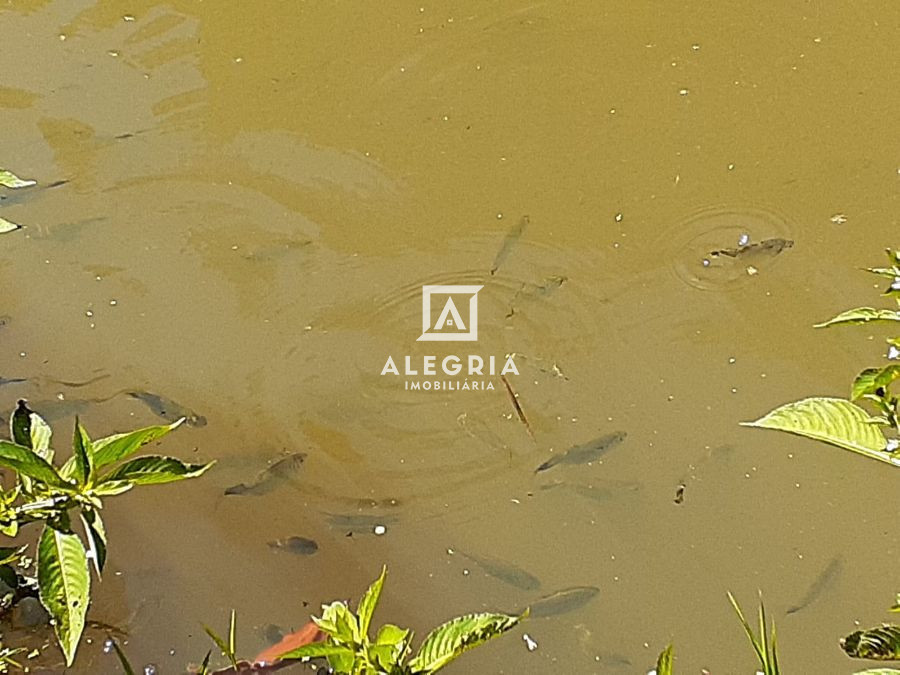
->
[2,0,900,673]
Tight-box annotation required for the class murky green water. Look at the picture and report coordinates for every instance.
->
[2,1,899,672]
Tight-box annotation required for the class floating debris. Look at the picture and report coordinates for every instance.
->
[673,483,685,504]
[500,375,534,439]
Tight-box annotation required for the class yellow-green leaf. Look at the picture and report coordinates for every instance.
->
[38,525,90,666]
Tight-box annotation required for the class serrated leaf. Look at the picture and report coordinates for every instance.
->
[656,643,674,675]
[815,307,900,327]
[100,456,213,485]
[0,169,36,188]
[38,524,90,666]
[72,418,94,488]
[92,420,183,469]
[80,510,107,577]
[742,397,894,466]
[357,566,386,640]
[0,441,70,488]
[408,612,523,674]
[842,625,900,659]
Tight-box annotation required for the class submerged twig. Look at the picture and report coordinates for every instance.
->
[500,375,534,440]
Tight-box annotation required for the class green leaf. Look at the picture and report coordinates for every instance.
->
[371,623,411,670]
[727,592,779,675]
[0,441,70,488]
[0,169,36,188]
[408,612,524,674]
[37,524,90,667]
[376,623,411,647]
[80,510,107,577]
[742,397,894,466]
[11,401,32,447]
[91,480,134,496]
[0,545,26,567]
[656,643,674,675]
[0,217,22,234]
[276,643,354,661]
[314,601,359,644]
[92,420,183,469]
[29,413,53,463]
[72,419,94,488]
[852,367,900,401]
[203,612,238,670]
[842,625,900,659]
[357,566,386,640]
[853,670,900,675]
[815,307,900,327]
[100,456,214,485]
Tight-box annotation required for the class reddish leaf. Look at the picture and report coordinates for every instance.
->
[253,621,325,666]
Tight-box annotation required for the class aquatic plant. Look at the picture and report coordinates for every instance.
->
[743,248,900,465]
[0,400,213,666]
[198,567,524,675]
[0,166,36,233]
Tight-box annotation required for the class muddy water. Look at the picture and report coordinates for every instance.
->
[1,1,898,672]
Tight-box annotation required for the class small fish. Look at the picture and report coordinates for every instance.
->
[268,536,318,556]
[709,237,793,259]
[261,624,285,645]
[535,431,627,473]
[458,551,541,591]
[127,391,207,427]
[323,512,399,534]
[224,453,306,496]
[786,557,842,615]
[0,376,26,387]
[521,586,599,618]
[490,215,529,275]
[506,275,567,317]
[24,397,97,422]
[539,480,641,503]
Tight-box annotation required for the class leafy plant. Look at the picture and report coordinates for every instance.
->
[204,566,524,674]
[728,592,780,675]
[0,400,213,666]
[744,248,900,465]
[0,166,36,233]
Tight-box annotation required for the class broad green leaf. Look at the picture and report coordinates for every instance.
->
[92,420,183,469]
[842,625,900,659]
[0,441,70,488]
[80,510,107,577]
[852,367,899,401]
[72,418,94,488]
[376,623,411,647]
[854,670,900,675]
[0,217,22,234]
[277,643,354,661]
[742,397,894,466]
[408,612,523,674]
[0,169,36,188]
[357,566,386,639]
[30,413,53,463]
[315,601,359,644]
[815,307,900,327]
[656,643,674,675]
[38,524,90,667]
[100,456,214,485]
[91,480,134,496]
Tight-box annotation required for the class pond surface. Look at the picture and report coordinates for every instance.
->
[1,1,899,672]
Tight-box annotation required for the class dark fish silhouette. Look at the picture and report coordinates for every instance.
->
[490,215,529,275]
[127,391,207,427]
[0,376,26,387]
[535,431,627,473]
[786,557,842,614]
[224,453,306,496]
[458,551,541,591]
[323,512,399,534]
[268,536,318,556]
[521,586,599,618]
[709,237,793,259]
